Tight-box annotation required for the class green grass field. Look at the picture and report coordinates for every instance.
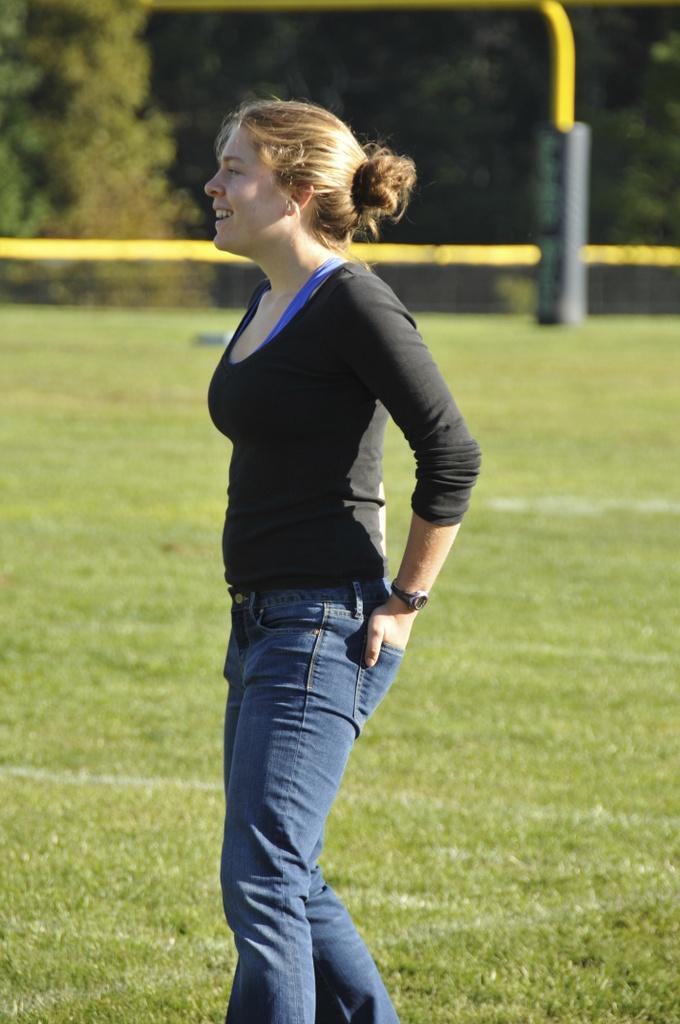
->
[1,306,679,1024]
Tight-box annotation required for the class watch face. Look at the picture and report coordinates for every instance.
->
[413,594,429,609]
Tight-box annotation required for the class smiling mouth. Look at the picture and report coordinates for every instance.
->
[215,210,233,221]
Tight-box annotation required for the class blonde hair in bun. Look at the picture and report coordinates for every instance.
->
[215,97,417,254]
[351,142,417,240]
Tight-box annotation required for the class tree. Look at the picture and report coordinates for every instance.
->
[572,7,680,245]
[146,5,680,246]
[146,8,548,245]
[24,0,199,238]
[611,29,680,243]
[0,0,44,236]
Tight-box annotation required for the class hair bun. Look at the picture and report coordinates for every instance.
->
[351,159,375,212]
[350,144,417,237]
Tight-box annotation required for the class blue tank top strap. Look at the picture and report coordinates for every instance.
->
[263,256,346,346]
[231,279,270,344]
[230,256,346,353]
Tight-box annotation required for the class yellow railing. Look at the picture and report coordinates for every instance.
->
[142,0,680,8]
[1,238,679,266]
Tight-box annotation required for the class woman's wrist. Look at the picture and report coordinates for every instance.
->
[385,593,419,615]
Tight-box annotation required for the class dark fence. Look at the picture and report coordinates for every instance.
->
[1,259,678,314]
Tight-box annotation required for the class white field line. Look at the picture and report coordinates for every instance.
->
[349,789,680,831]
[371,892,679,948]
[359,888,675,918]
[1,980,448,1023]
[503,641,678,666]
[2,764,678,830]
[0,765,221,792]
[486,496,680,516]
[431,845,678,876]
[0,960,224,1020]
[2,920,228,956]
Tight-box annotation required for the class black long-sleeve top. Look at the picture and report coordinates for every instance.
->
[207,260,481,590]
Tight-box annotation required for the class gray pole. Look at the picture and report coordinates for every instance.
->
[536,123,591,325]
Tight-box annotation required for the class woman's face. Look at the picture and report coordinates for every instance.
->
[204,125,290,259]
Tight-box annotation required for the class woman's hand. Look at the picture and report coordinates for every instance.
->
[364,595,418,667]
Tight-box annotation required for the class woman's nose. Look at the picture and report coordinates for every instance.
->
[204,173,223,197]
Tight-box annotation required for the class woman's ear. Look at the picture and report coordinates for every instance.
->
[293,184,315,214]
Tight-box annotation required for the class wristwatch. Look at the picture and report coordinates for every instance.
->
[390,579,429,611]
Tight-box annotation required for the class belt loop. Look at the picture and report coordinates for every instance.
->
[248,590,257,615]
[352,580,363,619]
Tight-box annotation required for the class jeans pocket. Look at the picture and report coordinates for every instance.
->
[252,600,326,636]
[353,635,405,732]
[247,602,327,693]
[223,626,241,684]
[380,639,407,655]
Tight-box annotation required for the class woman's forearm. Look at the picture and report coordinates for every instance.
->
[365,511,461,665]
[392,511,461,593]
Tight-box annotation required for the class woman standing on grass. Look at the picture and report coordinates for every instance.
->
[205,97,481,1024]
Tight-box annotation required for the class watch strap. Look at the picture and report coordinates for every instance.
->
[390,580,429,610]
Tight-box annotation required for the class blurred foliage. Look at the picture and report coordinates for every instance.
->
[0,259,215,306]
[495,272,537,316]
[575,12,680,245]
[146,6,680,245]
[19,0,202,240]
[609,30,680,243]
[146,9,548,244]
[0,0,45,235]
[1,4,679,245]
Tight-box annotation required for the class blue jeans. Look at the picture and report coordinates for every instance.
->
[221,577,405,1024]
